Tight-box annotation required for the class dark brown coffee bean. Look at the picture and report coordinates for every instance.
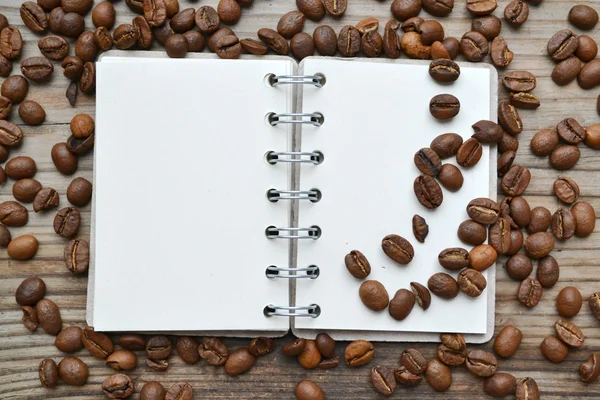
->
[140,382,166,400]
[557,117,585,145]
[498,100,522,135]
[150,21,171,44]
[337,25,360,57]
[39,359,58,388]
[144,0,167,27]
[37,298,62,335]
[55,326,83,353]
[102,374,135,399]
[15,277,46,306]
[555,286,582,318]
[537,255,559,288]
[472,15,501,40]
[223,348,255,376]
[313,25,337,56]
[194,6,219,35]
[82,326,114,359]
[199,337,228,365]
[484,372,517,397]
[401,31,432,59]
[296,0,325,21]
[61,56,83,80]
[438,333,467,366]
[497,151,515,177]
[90,1,115,29]
[505,0,529,26]
[425,359,452,391]
[389,288,415,320]
[428,272,459,299]
[75,31,98,62]
[414,148,441,176]
[391,0,422,21]
[345,340,374,367]
[146,358,168,371]
[494,325,522,358]
[1,75,28,104]
[394,366,422,387]
[318,355,340,369]
[509,92,540,109]
[517,278,543,307]
[419,20,444,46]
[414,174,443,209]
[166,33,189,58]
[471,120,502,144]
[469,244,497,271]
[169,8,195,33]
[163,0,179,17]
[13,178,42,203]
[49,7,65,34]
[383,19,401,59]
[66,82,76,107]
[555,318,585,347]
[258,28,288,55]
[344,249,371,279]
[412,214,429,243]
[457,220,486,245]
[552,56,582,86]
[64,238,89,274]
[429,94,460,120]
[146,335,172,360]
[458,268,487,297]
[527,206,552,234]
[130,17,150,49]
[550,144,580,170]
[461,31,488,62]
[215,36,241,60]
[323,0,347,16]
[579,353,600,383]
[0,27,23,60]
[503,70,535,92]
[530,129,558,156]
[182,30,204,52]
[18,100,45,126]
[296,380,325,400]
[80,61,96,94]
[0,96,10,119]
[430,133,462,159]
[22,305,37,331]
[291,32,315,59]
[466,349,497,377]
[552,207,575,240]
[361,31,382,57]
[62,0,93,14]
[576,35,597,61]
[400,348,427,375]
[467,0,497,15]
[438,247,469,271]
[312,333,335,358]
[38,35,69,61]
[60,12,85,38]
[6,156,36,180]
[277,11,305,39]
[569,4,598,30]
[490,36,514,67]
[371,366,396,396]
[506,254,532,280]
[553,177,579,205]
[118,334,146,351]
[282,338,306,356]
[66,177,92,207]
[105,350,137,371]
[218,0,241,24]
[381,234,414,264]
[456,137,482,167]
[501,164,531,196]
[516,377,539,400]
[0,201,28,227]
[21,2,48,33]
[467,197,499,224]
[525,231,555,259]
[428,59,460,83]
[489,217,511,254]
[113,24,139,50]
[51,142,78,175]
[572,201,596,237]
[548,29,578,61]
[359,280,389,311]
[247,337,272,357]
[423,0,453,16]
[38,0,61,12]
[53,207,80,238]
[408,282,430,311]
[173,337,199,364]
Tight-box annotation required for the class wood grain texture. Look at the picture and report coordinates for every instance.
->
[0,0,599,398]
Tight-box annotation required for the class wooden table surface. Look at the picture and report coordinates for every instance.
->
[1,0,600,398]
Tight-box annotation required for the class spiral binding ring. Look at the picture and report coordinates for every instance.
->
[267,112,324,126]
[265,226,321,239]
[263,304,321,318]
[265,151,324,165]
[265,265,320,279]
[267,189,321,203]
[268,74,326,88]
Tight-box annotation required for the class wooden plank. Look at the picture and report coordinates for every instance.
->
[1,0,600,398]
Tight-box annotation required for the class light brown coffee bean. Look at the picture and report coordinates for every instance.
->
[18,100,45,126]
[556,286,582,318]
[484,372,516,397]
[572,201,596,237]
[381,234,414,264]
[394,366,422,387]
[494,325,522,358]
[569,4,599,30]
[555,318,585,347]
[13,178,42,203]
[371,366,396,396]
[83,326,114,358]
[298,340,321,369]
[400,348,427,375]
[580,353,600,383]
[401,31,432,59]
[37,298,62,335]
[359,280,389,311]
[106,350,137,371]
[344,340,374,367]
[8,234,37,260]
[530,129,559,156]
[55,326,83,353]
[118,334,146,351]
[458,268,487,297]
[498,100,522,135]
[517,278,543,307]
[516,377,539,400]
[389,288,415,320]
[428,273,459,299]
[456,138,482,167]
[525,231,555,259]
[199,337,228,365]
[576,35,598,62]
[425,359,452,392]
[466,349,497,377]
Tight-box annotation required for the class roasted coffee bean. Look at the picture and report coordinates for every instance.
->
[401,31,431,59]
[556,118,585,145]
[37,298,62,335]
[576,35,597,61]
[456,138,482,167]
[146,358,168,371]
[359,280,389,311]
[80,61,96,94]
[382,19,401,59]
[517,278,543,307]
[298,340,321,369]
[146,335,172,360]
[429,94,460,120]
[484,372,517,397]
[166,33,189,58]
[297,0,326,21]
[319,355,340,369]
[62,56,84,80]
[0,201,28,227]
[438,247,469,270]
[469,244,497,271]
[19,100,45,125]
[140,381,166,400]
[119,334,146,351]
[430,40,451,59]
[414,148,441,176]
[324,0,347,16]
[64,239,89,274]
[472,120,503,143]
[6,156,36,179]
[70,113,94,139]
[283,338,306,356]
[1,75,28,104]
[62,0,93,14]
[508,196,531,227]
[394,366,422,387]
[501,165,530,196]
[382,234,414,264]
[418,20,444,46]
[423,0,453,16]
[458,220,487,245]
[552,56,582,86]
[75,31,98,62]
[67,132,95,155]
[440,37,460,59]
[315,333,335,358]
[488,217,511,254]
[498,101,522,135]
[125,0,145,14]
[466,349,497,377]
[276,11,305,40]
[8,234,37,260]
[248,337,273,357]
[430,133,462,159]
[52,142,78,175]
[345,340,374,367]
[39,359,59,388]
[313,25,337,56]
[550,144,580,170]
[199,337,228,365]
[218,0,241,24]
[552,207,575,240]
[91,1,115,29]
[458,268,487,297]
[414,174,443,209]
[467,0,497,15]
[554,177,579,205]
[55,326,83,353]
[438,333,467,366]
[580,353,600,383]
[13,179,42,203]
[144,0,167,27]
[467,198,499,225]
[296,380,325,400]
[38,0,61,12]
[425,359,452,391]
[0,27,23,60]
[66,81,78,107]
[516,377,539,400]
[503,71,535,92]
[391,0,422,21]
[170,8,195,33]
[163,0,179,17]
[555,318,585,347]
[472,15,501,40]
[38,35,69,61]
[428,273,459,299]
[490,36,514,67]
[371,366,396,396]
[337,25,360,57]
[410,282,431,310]
[345,249,371,279]
[537,255,559,288]
[556,286,582,318]
[0,96,11,119]
[569,4,598,30]
[525,231,555,259]
[498,151,515,177]
[49,7,65,34]
[548,29,578,61]
[428,59,460,83]
[183,30,204,52]
[504,0,528,25]
[361,31,382,57]
[195,6,219,35]
[102,374,135,399]
[53,207,81,238]
[82,326,114,358]
[16,277,46,306]
[572,201,596,237]
[113,24,139,50]
[21,305,37,331]
[461,31,488,62]
[356,17,379,35]
[106,350,137,371]
[509,92,540,109]
[291,32,315,59]
[527,206,551,234]
[60,12,85,38]
[258,28,288,55]
[131,17,151,49]
[506,254,533,280]
[412,214,429,243]
[389,288,415,320]
[400,348,427,375]
[494,325,522,358]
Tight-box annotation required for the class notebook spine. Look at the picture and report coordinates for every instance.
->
[265,73,325,318]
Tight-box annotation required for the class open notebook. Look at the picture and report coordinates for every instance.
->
[88,51,497,343]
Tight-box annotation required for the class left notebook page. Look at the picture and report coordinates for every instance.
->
[88,52,294,335]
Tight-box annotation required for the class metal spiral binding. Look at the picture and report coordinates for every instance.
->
[265,226,321,239]
[265,265,320,279]
[267,112,324,126]
[265,151,324,165]
[268,74,326,88]
[267,189,321,202]
[263,304,321,318]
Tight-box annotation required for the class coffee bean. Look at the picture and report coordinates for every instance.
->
[345,249,371,279]
[425,359,452,391]
[552,207,575,240]
[461,31,488,62]
[456,137,482,167]
[429,134,461,160]
[337,25,360,57]
[74,31,98,62]
[381,234,414,264]
[66,81,76,106]
[472,15,501,40]
[36,298,62,335]
[13,178,42,203]
[55,326,83,353]
[248,337,273,357]
[119,334,146,351]
[359,280,389,311]
[21,305,37,331]
[438,247,469,270]
[505,0,529,26]
[291,32,315,59]
[195,6,219,34]
[282,338,306,357]
[313,25,337,56]
[15,277,46,306]
[60,13,85,38]
[276,11,305,40]
[361,31,382,57]
[458,268,487,297]
[319,355,340,369]
[489,217,511,254]
[494,325,522,358]
[536,255,559,288]
[64,239,89,274]
[458,220,486,245]
[412,214,429,243]
[296,380,325,400]
[498,101,523,135]
[83,326,114,358]
[6,156,35,179]
[576,35,597,62]
[555,318,585,347]
[258,28,288,55]
[67,131,95,155]
[527,206,551,234]
[199,337,228,365]
[146,335,172,360]
[484,372,517,397]
[1,75,28,104]
[183,30,204,52]
[401,31,432,59]
[298,340,321,369]
[140,381,166,400]
[146,358,168,371]
[8,234,37,261]
[467,0,497,15]
[113,24,139,50]
[517,278,543,307]
[568,4,598,30]
[414,174,443,209]
[555,286,582,318]
[49,7,65,34]
[586,123,600,149]
[419,20,444,46]
[410,282,431,310]
[503,70,536,92]
[125,0,144,14]
[164,0,179,17]
[62,0,93,14]
[170,8,195,33]
[509,196,531,227]
[389,288,415,320]
[516,377,539,400]
[0,27,23,60]
[572,201,596,237]
[437,333,467,366]
[580,353,600,383]
[356,17,379,35]
[53,207,81,238]
[39,359,58,388]
[428,272,459,299]
[80,61,96,94]
[489,36,514,67]
[61,56,84,80]
[469,244,498,271]
[166,34,189,58]
[380,19,401,59]
[144,0,167,27]
[0,95,11,119]
[102,374,135,399]
[400,348,427,375]
[506,254,533,280]
[296,0,325,21]
[345,340,374,367]
[509,92,540,109]
[324,0,347,16]
[414,148,441,176]
[37,35,69,62]
[315,333,335,358]
[92,1,116,29]
[525,231,555,259]
[466,349,497,377]
[0,201,28,227]
[472,120,503,143]
[550,144,580,170]
[501,165,530,196]
[391,0,422,21]
[371,366,396,396]
[552,56,582,86]
[423,0,454,16]
[467,198,499,225]
[19,100,46,125]
[428,59,460,83]
[429,94,460,120]
[132,18,151,49]
[548,29,578,61]
[106,350,137,371]
[52,142,78,175]
[556,117,585,145]
[541,335,570,363]
[218,0,241,24]
[394,366,422,387]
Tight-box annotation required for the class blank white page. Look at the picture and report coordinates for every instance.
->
[295,57,496,339]
[90,53,293,333]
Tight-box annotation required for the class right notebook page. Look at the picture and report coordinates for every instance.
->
[295,57,497,342]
